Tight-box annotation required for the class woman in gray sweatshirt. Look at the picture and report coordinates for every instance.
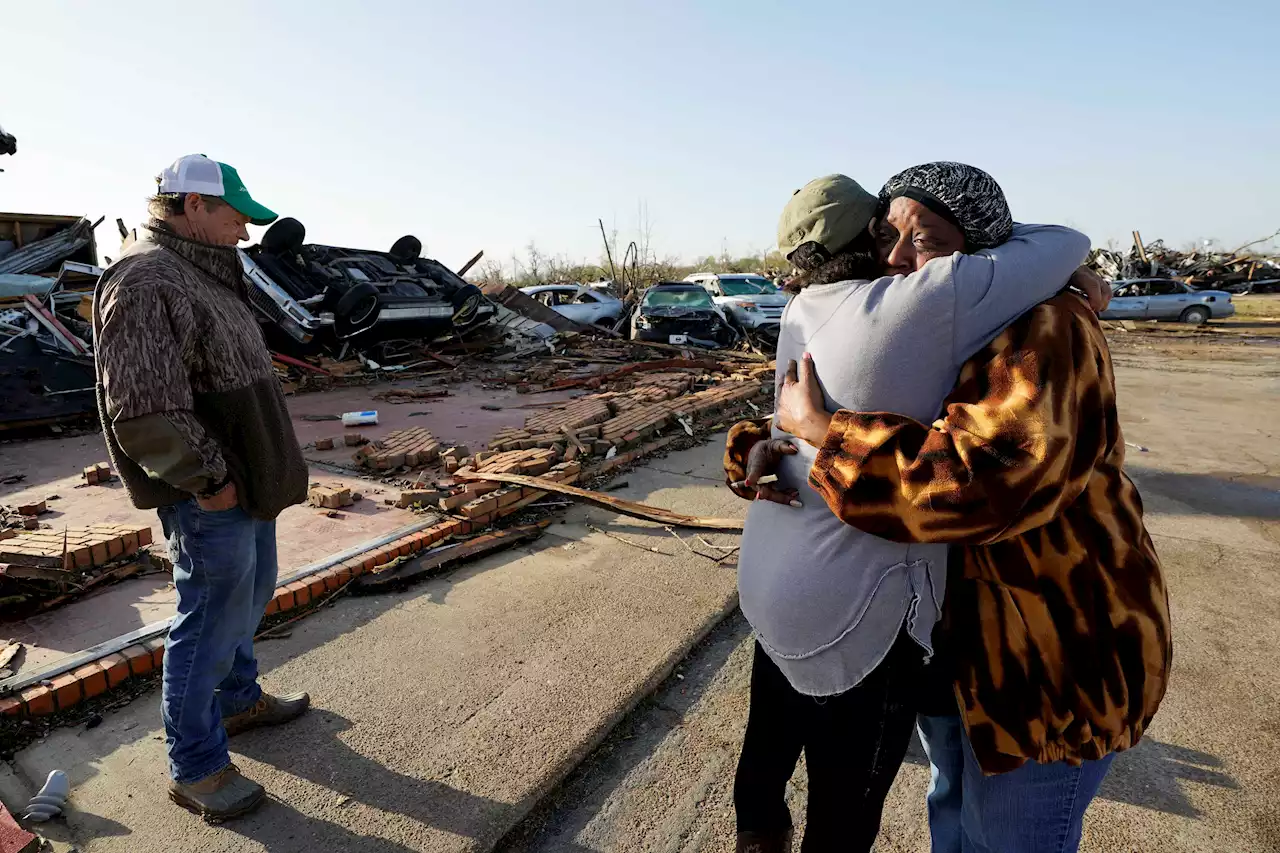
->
[732,165,1092,853]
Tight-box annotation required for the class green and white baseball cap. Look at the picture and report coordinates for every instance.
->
[776,174,879,260]
[158,154,278,225]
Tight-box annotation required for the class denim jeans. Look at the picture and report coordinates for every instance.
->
[917,714,1115,853]
[158,500,278,784]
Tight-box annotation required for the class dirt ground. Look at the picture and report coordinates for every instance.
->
[499,318,1280,853]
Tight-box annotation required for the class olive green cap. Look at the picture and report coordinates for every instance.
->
[776,174,879,259]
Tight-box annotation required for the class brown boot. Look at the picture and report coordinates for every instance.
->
[223,691,311,737]
[169,764,265,823]
[736,829,794,853]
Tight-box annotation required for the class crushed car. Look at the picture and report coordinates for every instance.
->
[630,282,738,348]
[241,217,494,350]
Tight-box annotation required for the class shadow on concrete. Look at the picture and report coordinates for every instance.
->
[1098,737,1239,818]
[227,798,422,853]
[901,731,1238,820]
[36,808,133,847]
[495,613,752,852]
[233,712,515,849]
[1127,467,1280,520]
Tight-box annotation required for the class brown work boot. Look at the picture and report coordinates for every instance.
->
[736,829,794,853]
[168,764,265,823]
[223,692,311,737]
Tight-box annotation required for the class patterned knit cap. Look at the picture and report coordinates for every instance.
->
[879,162,1013,250]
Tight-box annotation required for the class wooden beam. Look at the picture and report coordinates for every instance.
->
[1132,230,1149,264]
[455,470,745,530]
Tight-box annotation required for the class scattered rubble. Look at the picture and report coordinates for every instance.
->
[1089,230,1280,293]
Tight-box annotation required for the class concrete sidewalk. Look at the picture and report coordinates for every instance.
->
[497,351,1280,853]
[3,439,747,853]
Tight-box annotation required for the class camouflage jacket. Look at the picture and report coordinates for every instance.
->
[93,222,307,520]
[725,292,1172,774]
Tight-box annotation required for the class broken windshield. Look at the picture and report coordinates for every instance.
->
[719,279,776,296]
[644,289,714,308]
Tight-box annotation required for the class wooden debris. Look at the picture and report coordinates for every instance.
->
[455,470,745,530]
[0,642,22,673]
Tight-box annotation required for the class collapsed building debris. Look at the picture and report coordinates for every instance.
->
[1089,230,1280,293]
[1,214,104,430]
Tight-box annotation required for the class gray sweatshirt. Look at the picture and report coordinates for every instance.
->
[737,224,1090,696]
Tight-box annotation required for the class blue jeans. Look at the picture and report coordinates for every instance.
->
[158,500,278,784]
[917,714,1115,853]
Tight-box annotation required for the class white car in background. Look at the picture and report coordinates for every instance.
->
[520,283,625,328]
[684,273,788,340]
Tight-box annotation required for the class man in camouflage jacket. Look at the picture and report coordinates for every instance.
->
[94,154,310,820]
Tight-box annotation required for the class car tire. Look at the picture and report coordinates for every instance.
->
[389,235,422,263]
[1179,305,1211,325]
[261,217,305,255]
[335,283,381,329]
[450,283,485,327]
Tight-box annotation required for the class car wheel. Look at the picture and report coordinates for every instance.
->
[335,283,380,328]
[261,217,305,255]
[389,235,422,263]
[1179,305,1211,325]
[450,283,485,327]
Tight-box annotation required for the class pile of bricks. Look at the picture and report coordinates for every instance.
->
[487,428,568,453]
[598,400,680,450]
[0,523,154,573]
[523,397,612,435]
[441,446,472,474]
[81,462,113,485]
[456,460,582,525]
[624,373,697,399]
[671,380,765,418]
[308,483,354,509]
[474,447,558,476]
[354,428,442,470]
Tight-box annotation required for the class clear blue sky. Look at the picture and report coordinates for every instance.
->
[3,1,1277,271]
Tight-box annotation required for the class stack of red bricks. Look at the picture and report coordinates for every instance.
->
[523,396,613,436]
[353,428,442,470]
[0,523,153,573]
[308,483,354,509]
[454,460,582,526]
[475,447,558,476]
[626,373,697,399]
[82,462,113,484]
[670,380,766,418]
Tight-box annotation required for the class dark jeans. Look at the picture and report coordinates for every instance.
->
[734,632,923,852]
[158,500,278,784]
